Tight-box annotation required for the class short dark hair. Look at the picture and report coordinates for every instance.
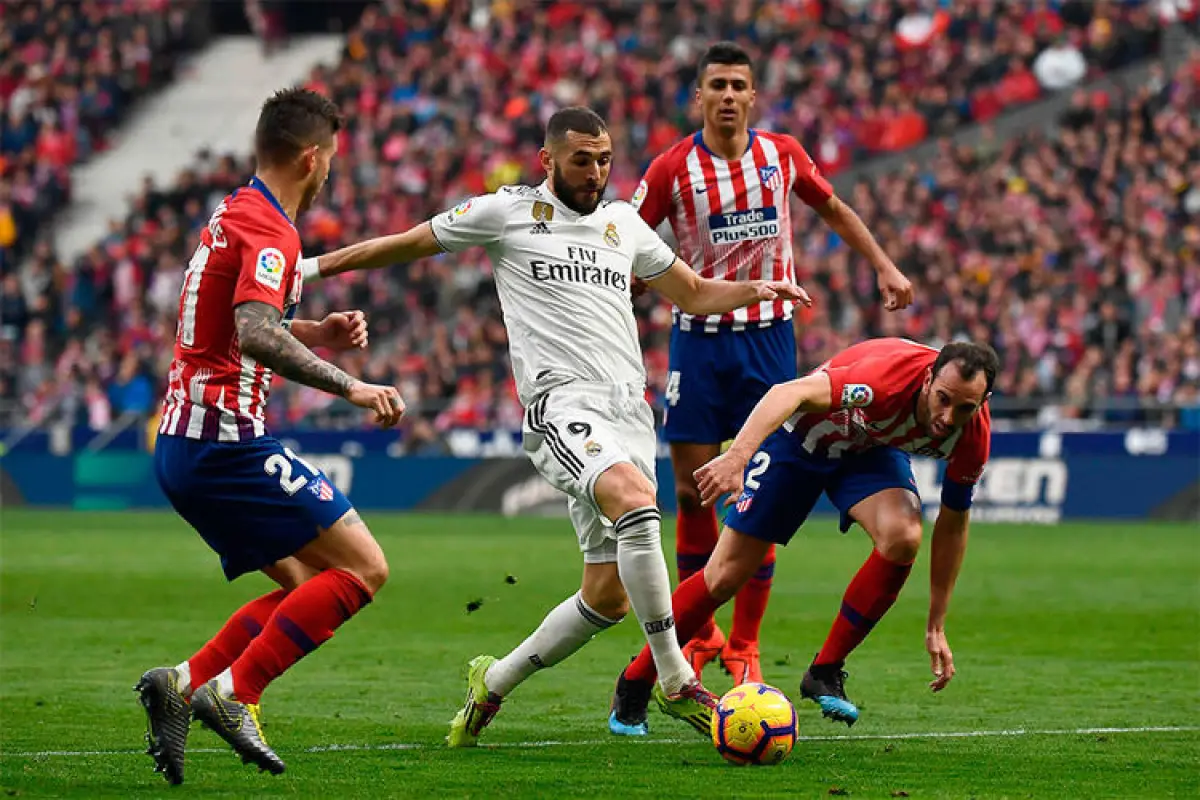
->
[254,87,342,167]
[933,342,1000,396]
[697,41,754,86]
[545,106,608,145]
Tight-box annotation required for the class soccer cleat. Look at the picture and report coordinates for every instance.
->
[652,679,718,737]
[681,623,726,682]
[189,680,285,774]
[608,669,652,736]
[800,660,859,726]
[447,655,503,747]
[133,667,191,785]
[720,643,764,685]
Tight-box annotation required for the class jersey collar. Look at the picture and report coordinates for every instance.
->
[693,129,757,161]
[248,176,294,226]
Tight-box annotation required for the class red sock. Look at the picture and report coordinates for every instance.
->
[625,571,723,684]
[815,549,913,666]
[188,589,288,690]
[729,545,775,650]
[675,504,719,639]
[229,569,372,704]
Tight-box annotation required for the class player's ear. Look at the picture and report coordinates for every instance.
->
[301,144,320,176]
[538,147,553,175]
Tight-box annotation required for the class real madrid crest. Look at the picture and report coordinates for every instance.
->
[604,222,620,247]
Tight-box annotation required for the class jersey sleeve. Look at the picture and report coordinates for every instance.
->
[231,209,297,313]
[631,152,675,229]
[785,137,835,209]
[627,207,677,281]
[429,193,509,252]
[941,405,991,511]
[945,405,991,486]
[820,356,899,411]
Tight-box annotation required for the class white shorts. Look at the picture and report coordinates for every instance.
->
[522,382,658,564]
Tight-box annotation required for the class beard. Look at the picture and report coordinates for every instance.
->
[298,171,329,214]
[552,163,606,215]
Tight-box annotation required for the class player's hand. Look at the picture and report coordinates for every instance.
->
[631,276,650,299]
[318,310,369,351]
[756,281,813,307]
[925,628,956,692]
[693,450,749,508]
[346,380,405,428]
[877,265,913,312]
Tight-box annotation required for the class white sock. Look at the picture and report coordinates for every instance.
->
[214,668,235,700]
[173,661,192,696]
[614,506,694,695]
[485,591,620,696]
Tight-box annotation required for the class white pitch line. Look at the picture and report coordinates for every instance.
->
[2,725,1196,759]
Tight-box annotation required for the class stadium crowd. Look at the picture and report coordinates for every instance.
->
[0,0,208,271]
[2,1,1197,440]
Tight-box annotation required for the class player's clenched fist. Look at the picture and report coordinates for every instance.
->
[754,281,813,307]
[316,310,369,350]
[694,450,750,508]
[346,381,405,428]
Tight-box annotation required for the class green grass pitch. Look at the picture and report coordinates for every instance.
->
[1,510,1197,798]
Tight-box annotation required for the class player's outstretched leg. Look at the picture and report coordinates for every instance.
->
[198,511,385,769]
[449,584,623,746]
[134,667,191,785]
[611,526,769,737]
[721,545,775,684]
[670,443,725,681]
[594,464,719,734]
[804,488,920,726]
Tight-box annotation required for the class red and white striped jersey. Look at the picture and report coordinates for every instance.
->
[785,338,992,485]
[632,129,833,332]
[158,177,303,441]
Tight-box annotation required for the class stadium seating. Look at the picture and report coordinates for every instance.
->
[3,2,1194,436]
[0,0,207,270]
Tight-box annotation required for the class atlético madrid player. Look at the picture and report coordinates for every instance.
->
[136,88,404,784]
[612,40,913,731]
[617,337,997,728]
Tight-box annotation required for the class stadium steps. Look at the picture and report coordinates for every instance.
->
[44,35,344,266]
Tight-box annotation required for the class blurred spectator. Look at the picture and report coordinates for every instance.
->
[0,0,207,268]
[3,1,1191,438]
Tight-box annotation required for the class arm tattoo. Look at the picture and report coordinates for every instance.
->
[234,302,354,397]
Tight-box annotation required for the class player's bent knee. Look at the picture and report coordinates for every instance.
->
[702,562,746,604]
[877,523,922,563]
[593,462,657,521]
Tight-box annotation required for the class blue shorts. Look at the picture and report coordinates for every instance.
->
[663,321,796,444]
[154,435,353,580]
[723,430,919,545]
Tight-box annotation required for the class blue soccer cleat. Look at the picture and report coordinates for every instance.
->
[800,660,860,726]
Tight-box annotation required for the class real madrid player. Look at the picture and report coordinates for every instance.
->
[302,106,811,742]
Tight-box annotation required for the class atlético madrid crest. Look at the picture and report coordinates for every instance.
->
[758,165,782,191]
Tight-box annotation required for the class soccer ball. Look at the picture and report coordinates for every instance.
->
[710,682,798,766]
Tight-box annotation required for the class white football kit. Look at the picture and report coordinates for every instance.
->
[430,182,676,562]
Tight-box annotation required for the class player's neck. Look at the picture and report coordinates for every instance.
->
[701,126,750,161]
[253,171,302,222]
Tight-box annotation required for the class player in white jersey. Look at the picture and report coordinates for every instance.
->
[301,107,810,742]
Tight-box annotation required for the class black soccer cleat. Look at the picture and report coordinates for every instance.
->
[189,680,285,775]
[800,659,860,726]
[608,669,652,736]
[134,667,191,785]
